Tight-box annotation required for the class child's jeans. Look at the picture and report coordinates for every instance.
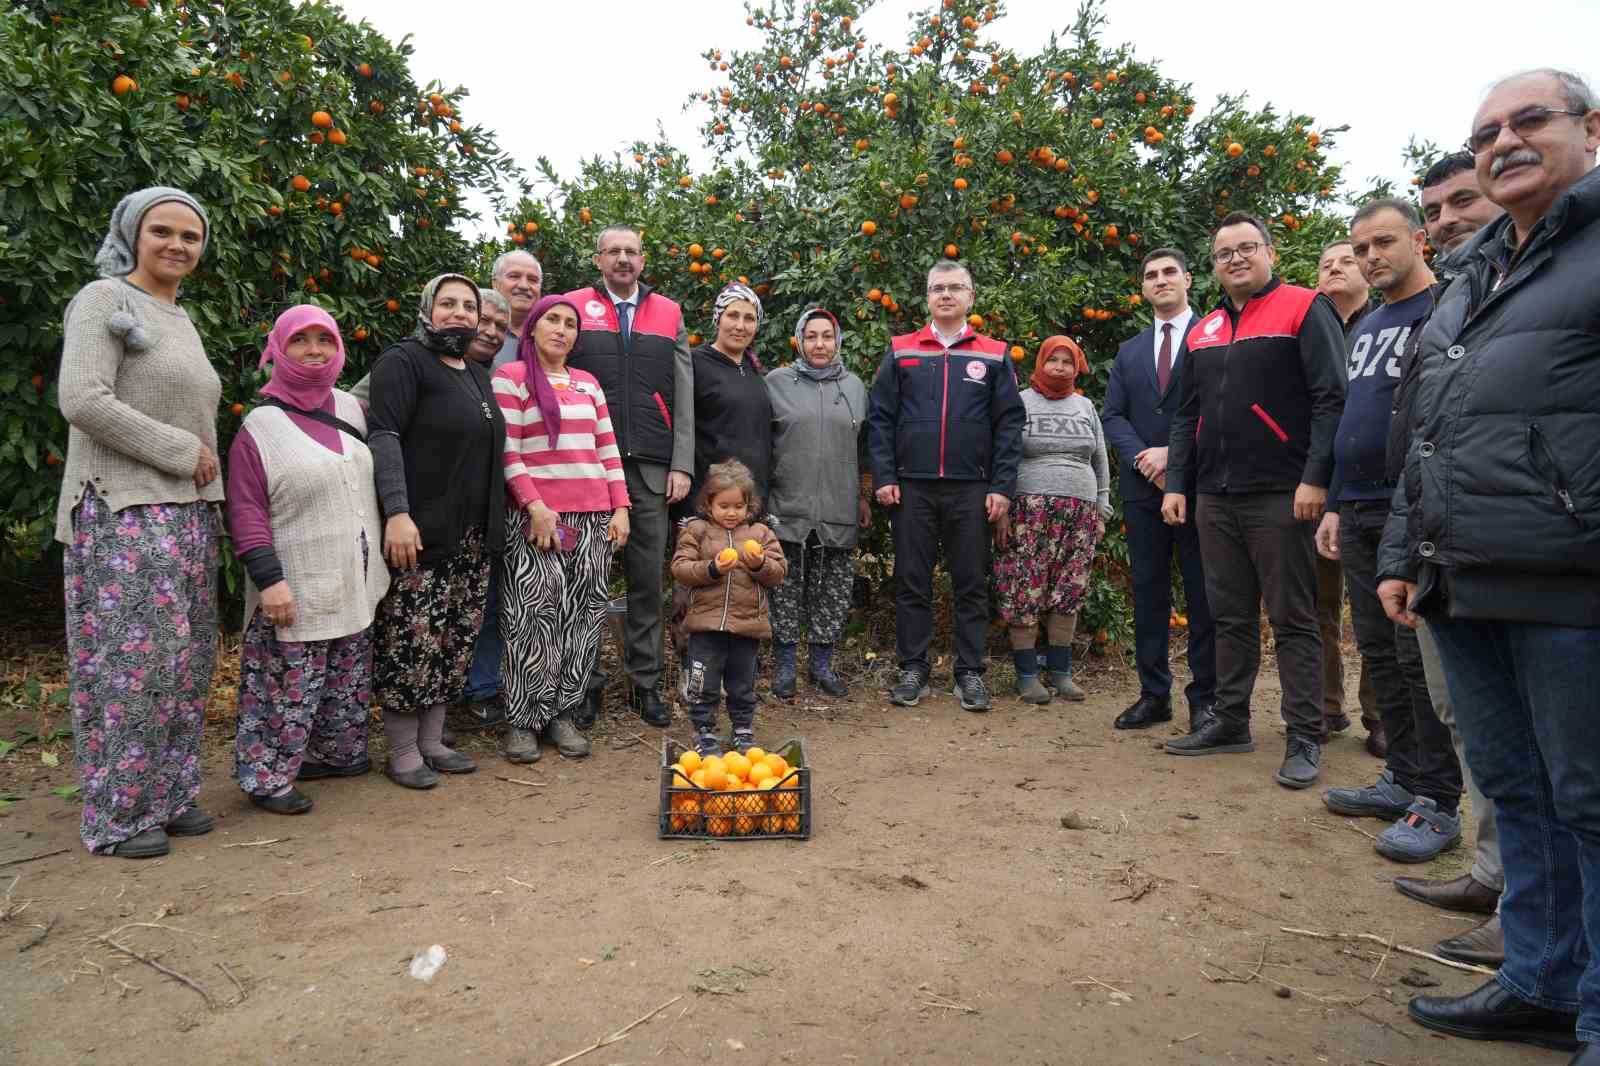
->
[686,631,757,734]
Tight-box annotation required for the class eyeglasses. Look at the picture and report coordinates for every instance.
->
[1467,107,1586,154]
[927,283,972,296]
[1211,241,1263,265]
[598,248,642,259]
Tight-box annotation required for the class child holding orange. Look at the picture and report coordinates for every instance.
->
[670,460,788,756]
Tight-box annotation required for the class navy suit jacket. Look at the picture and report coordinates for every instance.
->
[1101,313,1193,504]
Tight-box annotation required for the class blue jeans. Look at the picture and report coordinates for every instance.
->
[463,555,504,702]
[1427,615,1600,1039]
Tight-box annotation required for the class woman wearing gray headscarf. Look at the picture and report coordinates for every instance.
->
[367,273,506,789]
[56,186,221,858]
[765,308,870,698]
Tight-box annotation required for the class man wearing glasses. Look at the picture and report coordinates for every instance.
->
[868,261,1025,712]
[1379,69,1600,1059]
[1160,212,1346,790]
[565,224,694,729]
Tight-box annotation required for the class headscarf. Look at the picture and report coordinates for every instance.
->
[517,293,583,448]
[258,304,345,411]
[792,307,845,382]
[1031,335,1089,401]
[412,272,483,357]
[710,283,765,372]
[94,185,210,278]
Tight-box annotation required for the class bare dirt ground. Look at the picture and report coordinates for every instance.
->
[0,616,1547,1066]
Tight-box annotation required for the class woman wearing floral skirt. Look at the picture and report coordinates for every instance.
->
[227,305,390,814]
[56,186,222,858]
[368,274,506,789]
[992,336,1112,704]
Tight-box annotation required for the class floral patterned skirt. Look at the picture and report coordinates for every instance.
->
[371,526,490,714]
[63,486,218,853]
[234,611,373,795]
[992,494,1104,628]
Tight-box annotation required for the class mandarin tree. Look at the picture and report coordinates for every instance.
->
[505,0,1348,646]
[0,0,521,563]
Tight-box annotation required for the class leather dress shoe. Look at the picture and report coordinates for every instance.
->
[631,684,670,727]
[1408,979,1580,1052]
[1114,694,1172,730]
[1392,872,1500,914]
[1365,720,1388,759]
[1165,717,1254,755]
[1436,914,1505,967]
[1322,712,1352,740]
[1188,701,1217,733]
[1570,1043,1600,1065]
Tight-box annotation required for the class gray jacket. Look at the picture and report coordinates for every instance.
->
[765,364,869,549]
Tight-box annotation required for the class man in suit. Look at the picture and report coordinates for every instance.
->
[1101,248,1217,731]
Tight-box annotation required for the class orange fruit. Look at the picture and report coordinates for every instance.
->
[742,538,762,559]
[747,762,773,786]
[678,750,702,774]
[716,547,738,568]
[701,765,728,791]
[860,220,877,235]
[328,129,347,146]
[112,74,137,95]
[352,327,369,342]
[1090,117,1104,129]
[762,753,789,777]
[1226,141,1244,158]
[967,313,984,328]
[690,768,708,789]
[385,298,401,312]
[687,243,704,259]
[291,175,311,192]
[1010,345,1025,362]
[953,177,969,190]
[230,403,245,416]
[724,752,751,779]
[944,243,959,258]
[311,109,333,129]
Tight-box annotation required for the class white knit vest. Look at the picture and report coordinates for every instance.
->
[241,392,391,642]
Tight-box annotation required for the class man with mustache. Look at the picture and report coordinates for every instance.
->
[1161,212,1346,790]
[490,250,543,368]
[468,291,511,365]
[1388,150,1508,970]
[1381,69,1600,1060]
[566,224,693,728]
[1314,240,1382,756]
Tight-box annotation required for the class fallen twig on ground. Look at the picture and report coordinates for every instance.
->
[98,932,214,1008]
[18,915,57,952]
[506,876,536,890]
[917,990,980,1014]
[217,961,247,1003]
[1171,1032,1201,1044]
[1071,976,1131,999]
[0,849,69,869]
[536,994,684,1066]
[1279,927,1497,977]
[368,903,427,914]
[1343,820,1378,842]
[219,838,288,849]
[495,775,545,787]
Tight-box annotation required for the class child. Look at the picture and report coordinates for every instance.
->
[670,460,788,756]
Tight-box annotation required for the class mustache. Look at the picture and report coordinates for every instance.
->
[1490,148,1541,178]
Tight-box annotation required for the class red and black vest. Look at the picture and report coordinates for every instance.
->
[565,283,683,467]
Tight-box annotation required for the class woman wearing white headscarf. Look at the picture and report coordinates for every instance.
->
[56,186,222,858]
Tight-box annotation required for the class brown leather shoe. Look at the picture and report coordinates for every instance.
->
[1364,720,1388,759]
[1392,872,1500,914]
[1436,914,1505,967]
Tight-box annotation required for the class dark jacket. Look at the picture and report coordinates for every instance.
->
[1101,312,1194,504]
[670,517,788,639]
[866,324,1026,495]
[1166,278,1346,495]
[1382,282,1446,483]
[565,283,693,476]
[368,339,506,565]
[684,343,773,507]
[1377,165,1600,626]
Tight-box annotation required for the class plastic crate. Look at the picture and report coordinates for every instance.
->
[658,737,811,840]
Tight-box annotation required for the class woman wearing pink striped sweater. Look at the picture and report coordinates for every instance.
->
[492,295,630,764]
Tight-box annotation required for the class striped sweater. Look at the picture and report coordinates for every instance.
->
[491,362,630,514]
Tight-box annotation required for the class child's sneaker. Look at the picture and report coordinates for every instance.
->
[694,731,723,758]
[730,729,757,755]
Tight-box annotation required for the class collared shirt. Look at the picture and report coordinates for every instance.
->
[1151,309,1193,370]
[605,284,640,334]
[931,322,970,349]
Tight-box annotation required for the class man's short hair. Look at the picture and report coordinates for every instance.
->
[1140,247,1189,274]
[595,223,642,254]
[1319,238,1354,259]
[1489,68,1598,114]
[491,250,541,281]
[1351,197,1423,232]
[926,260,973,289]
[1214,211,1272,247]
[480,289,511,315]
[1422,151,1476,191]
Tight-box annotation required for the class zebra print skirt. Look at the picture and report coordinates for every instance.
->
[500,509,613,731]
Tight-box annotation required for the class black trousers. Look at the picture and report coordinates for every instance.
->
[1124,495,1217,707]
[685,631,757,733]
[1195,492,1323,741]
[892,478,991,676]
[1339,500,1463,807]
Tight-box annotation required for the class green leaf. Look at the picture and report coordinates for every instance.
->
[40,751,59,767]
[51,784,81,801]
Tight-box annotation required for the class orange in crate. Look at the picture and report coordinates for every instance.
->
[658,739,810,840]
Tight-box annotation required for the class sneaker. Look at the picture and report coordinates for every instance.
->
[1323,767,1415,819]
[453,696,507,732]
[730,729,757,755]
[1016,673,1052,705]
[1275,736,1322,789]
[1376,797,1463,863]
[888,665,930,707]
[694,731,723,758]
[544,716,591,758]
[949,672,991,713]
[1046,672,1087,701]
[503,727,541,764]
[1165,717,1254,755]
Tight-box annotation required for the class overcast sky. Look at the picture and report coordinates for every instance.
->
[337,0,1600,236]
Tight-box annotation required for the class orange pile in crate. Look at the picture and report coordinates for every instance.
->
[666,747,803,836]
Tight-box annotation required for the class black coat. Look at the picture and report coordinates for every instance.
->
[1378,166,1600,626]
[684,343,772,507]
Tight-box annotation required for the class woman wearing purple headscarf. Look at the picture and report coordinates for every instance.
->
[226,306,390,815]
[492,295,630,764]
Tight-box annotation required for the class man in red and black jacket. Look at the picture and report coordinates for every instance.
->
[1161,212,1346,789]
[867,261,1026,712]
[565,223,695,729]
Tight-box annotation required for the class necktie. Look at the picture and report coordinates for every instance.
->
[1157,322,1173,395]
[617,300,633,353]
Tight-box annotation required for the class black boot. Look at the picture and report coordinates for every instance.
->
[1165,716,1253,755]
[808,643,848,698]
[630,683,670,727]
[771,642,798,699]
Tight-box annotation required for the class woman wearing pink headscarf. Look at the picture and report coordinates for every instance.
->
[225,305,390,815]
